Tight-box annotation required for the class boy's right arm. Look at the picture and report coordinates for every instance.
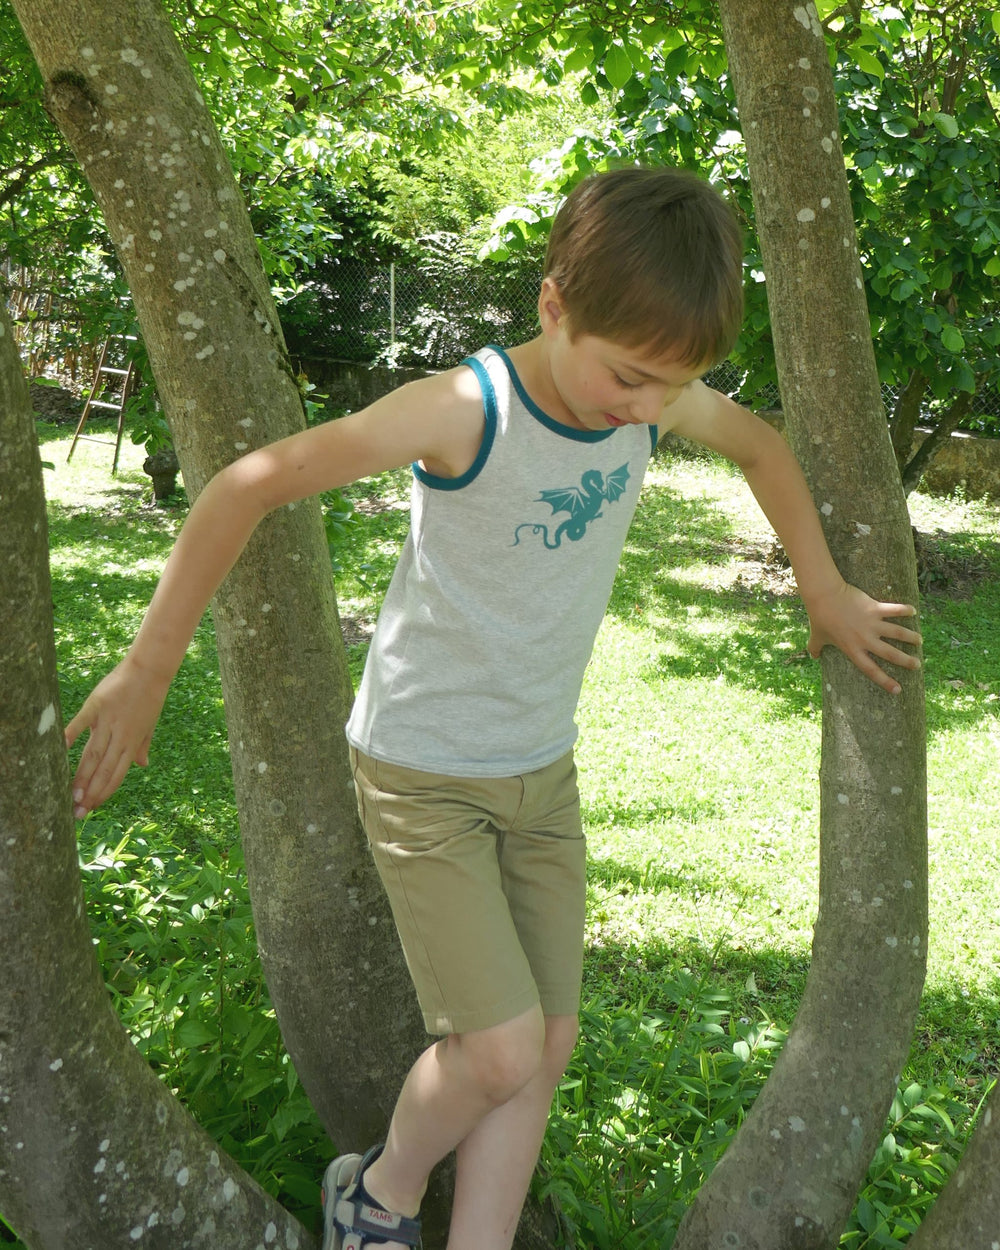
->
[65,367,486,817]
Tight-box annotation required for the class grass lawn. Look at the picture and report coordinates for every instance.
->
[21,420,1000,1248]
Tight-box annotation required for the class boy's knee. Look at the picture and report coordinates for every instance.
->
[456,1007,546,1105]
[541,1013,579,1082]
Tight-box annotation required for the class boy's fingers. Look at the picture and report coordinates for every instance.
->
[75,747,132,817]
[855,653,903,695]
[881,644,922,669]
[64,706,92,750]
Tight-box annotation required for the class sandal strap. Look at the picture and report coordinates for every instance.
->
[335,1195,422,1246]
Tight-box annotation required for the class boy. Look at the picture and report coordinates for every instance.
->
[66,167,921,1250]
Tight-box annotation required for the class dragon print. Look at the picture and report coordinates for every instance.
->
[512,463,631,549]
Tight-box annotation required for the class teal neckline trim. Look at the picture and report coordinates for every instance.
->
[487,344,614,443]
[411,354,498,492]
[489,344,658,453]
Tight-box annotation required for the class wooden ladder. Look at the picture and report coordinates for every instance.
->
[67,333,140,475]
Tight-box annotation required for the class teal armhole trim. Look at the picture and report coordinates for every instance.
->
[411,355,497,491]
[649,424,658,454]
[489,344,615,443]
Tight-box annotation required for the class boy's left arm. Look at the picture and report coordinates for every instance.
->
[665,385,922,694]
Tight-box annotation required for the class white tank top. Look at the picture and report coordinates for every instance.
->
[345,345,657,777]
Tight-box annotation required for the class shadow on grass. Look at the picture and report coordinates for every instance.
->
[581,924,999,1092]
[560,923,994,1250]
[615,473,1000,728]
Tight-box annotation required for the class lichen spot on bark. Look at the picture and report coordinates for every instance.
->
[788,1115,806,1132]
[37,702,57,735]
[797,207,816,223]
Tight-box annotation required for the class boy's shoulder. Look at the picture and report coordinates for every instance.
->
[391,361,487,480]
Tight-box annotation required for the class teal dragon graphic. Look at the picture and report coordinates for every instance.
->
[513,463,631,549]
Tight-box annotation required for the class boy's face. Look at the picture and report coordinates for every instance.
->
[539,279,709,432]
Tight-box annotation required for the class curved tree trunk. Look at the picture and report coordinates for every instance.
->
[10,0,420,1147]
[7,5,562,1244]
[675,4,928,1247]
[0,299,314,1248]
[6,3,471,1246]
[901,389,974,496]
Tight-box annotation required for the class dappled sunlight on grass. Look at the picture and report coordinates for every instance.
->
[39,425,1000,1249]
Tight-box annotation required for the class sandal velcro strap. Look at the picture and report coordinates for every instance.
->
[335,1196,422,1247]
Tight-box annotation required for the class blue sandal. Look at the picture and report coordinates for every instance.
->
[321,1144,422,1249]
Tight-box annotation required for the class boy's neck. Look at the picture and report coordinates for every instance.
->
[505,337,577,429]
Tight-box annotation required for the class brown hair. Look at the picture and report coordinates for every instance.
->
[543,166,744,366]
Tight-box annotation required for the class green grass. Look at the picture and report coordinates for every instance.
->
[5,420,996,1249]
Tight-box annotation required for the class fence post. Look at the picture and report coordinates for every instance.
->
[389,261,396,348]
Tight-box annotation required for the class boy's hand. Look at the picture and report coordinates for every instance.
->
[64,659,171,819]
[804,582,922,695]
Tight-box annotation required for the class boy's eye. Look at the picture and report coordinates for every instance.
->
[612,372,642,390]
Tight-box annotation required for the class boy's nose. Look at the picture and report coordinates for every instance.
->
[632,387,679,424]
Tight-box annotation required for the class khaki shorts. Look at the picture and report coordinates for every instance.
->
[350,747,586,1036]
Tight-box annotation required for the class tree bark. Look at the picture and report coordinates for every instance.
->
[888,368,927,472]
[0,299,315,1248]
[6,1,471,1245]
[901,389,974,496]
[674,5,928,1248]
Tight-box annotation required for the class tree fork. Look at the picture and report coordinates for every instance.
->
[675,4,928,1247]
[0,299,315,1248]
[7,1,477,1245]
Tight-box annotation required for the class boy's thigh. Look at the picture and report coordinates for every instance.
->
[498,750,586,1021]
[349,749,585,1036]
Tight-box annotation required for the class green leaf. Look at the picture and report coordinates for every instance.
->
[174,1017,218,1048]
[941,325,965,353]
[604,43,634,90]
[933,112,960,139]
[855,48,885,79]
[984,256,1000,277]
[993,12,1000,36]
[954,361,976,393]
[565,43,593,74]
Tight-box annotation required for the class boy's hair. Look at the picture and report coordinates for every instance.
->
[543,166,744,366]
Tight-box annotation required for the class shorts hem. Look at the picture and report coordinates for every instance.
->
[535,986,583,1019]
[423,988,541,1037]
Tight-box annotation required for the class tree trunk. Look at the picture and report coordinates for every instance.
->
[906,1080,1000,1250]
[888,368,927,472]
[7,2,484,1245]
[901,389,974,496]
[0,299,315,1248]
[675,5,928,1248]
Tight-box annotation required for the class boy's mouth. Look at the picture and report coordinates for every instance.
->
[605,413,625,427]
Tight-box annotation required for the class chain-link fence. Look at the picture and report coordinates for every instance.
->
[5,253,998,429]
[282,259,1000,428]
[280,255,542,374]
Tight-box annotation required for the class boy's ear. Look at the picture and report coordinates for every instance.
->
[538,277,568,335]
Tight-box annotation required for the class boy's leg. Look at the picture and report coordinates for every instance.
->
[447,1013,579,1250]
[345,749,584,1247]
[360,1010,576,1250]
[357,1005,549,1249]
